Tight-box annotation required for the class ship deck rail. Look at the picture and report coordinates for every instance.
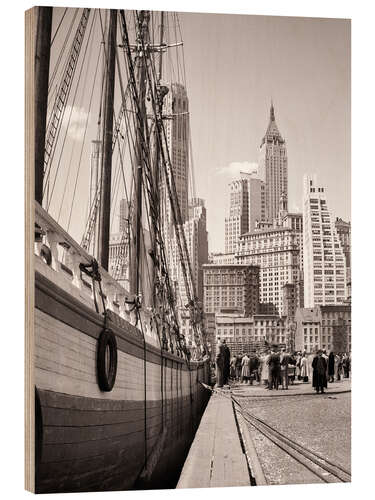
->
[34,201,160,346]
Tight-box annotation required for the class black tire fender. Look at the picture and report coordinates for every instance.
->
[97,329,118,391]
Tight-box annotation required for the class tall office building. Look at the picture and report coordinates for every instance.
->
[171,199,209,346]
[302,175,347,307]
[87,140,102,256]
[162,83,190,227]
[225,172,265,253]
[258,102,288,223]
[236,225,302,316]
[203,264,260,316]
[335,217,351,282]
[108,199,129,287]
[119,199,129,234]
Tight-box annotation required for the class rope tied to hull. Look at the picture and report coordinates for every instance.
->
[79,258,106,316]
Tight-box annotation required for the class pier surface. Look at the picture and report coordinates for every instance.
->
[177,378,351,488]
[177,390,250,488]
[233,379,351,485]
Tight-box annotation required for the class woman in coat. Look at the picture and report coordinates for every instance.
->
[241,353,250,384]
[300,353,309,382]
[261,350,270,386]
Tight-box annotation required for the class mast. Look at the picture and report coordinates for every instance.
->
[97,9,117,270]
[130,11,150,297]
[150,12,168,306]
[35,7,52,204]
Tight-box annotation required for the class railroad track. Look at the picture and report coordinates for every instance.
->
[232,395,351,484]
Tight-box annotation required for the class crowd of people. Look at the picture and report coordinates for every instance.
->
[215,338,351,394]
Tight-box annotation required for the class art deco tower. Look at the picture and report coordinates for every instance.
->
[258,102,288,223]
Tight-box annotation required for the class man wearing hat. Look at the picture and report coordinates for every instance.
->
[267,346,281,390]
[312,349,328,394]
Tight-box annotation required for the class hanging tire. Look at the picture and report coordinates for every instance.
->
[97,329,117,392]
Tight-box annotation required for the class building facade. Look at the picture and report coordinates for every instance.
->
[320,305,351,353]
[215,313,286,356]
[302,175,347,308]
[282,283,299,319]
[258,102,288,223]
[203,264,260,316]
[209,252,236,265]
[295,307,321,354]
[170,199,209,346]
[162,83,190,226]
[335,217,351,282]
[236,225,302,316]
[119,198,129,234]
[224,172,265,253]
[108,232,129,287]
[295,305,351,353]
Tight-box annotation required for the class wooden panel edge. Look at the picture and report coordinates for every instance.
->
[25,6,36,494]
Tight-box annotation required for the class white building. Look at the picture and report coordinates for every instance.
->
[209,252,236,265]
[225,172,265,253]
[302,175,347,307]
[236,217,303,316]
[258,102,288,223]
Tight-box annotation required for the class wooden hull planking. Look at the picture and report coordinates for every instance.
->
[35,271,210,493]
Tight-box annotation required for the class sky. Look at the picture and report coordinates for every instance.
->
[46,8,350,254]
[178,12,351,252]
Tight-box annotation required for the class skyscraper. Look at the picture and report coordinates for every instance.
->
[302,175,347,307]
[119,198,129,234]
[162,83,190,227]
[259,102,288,223]
[335,217,351,282]
[236,224,302,316]
[172,198,209,347]
[224,172,265,253]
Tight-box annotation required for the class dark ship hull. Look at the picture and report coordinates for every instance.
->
[35,267,210,493]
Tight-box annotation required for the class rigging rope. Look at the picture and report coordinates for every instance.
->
[43,8,91,204]
[52,10,99,222]
[48,8,77,97]
[139,22,204,349]
[119,10,188,358]
[50,7,68,47]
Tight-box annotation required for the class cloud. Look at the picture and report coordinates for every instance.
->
[60,104,92,141]
[216,161,259,181]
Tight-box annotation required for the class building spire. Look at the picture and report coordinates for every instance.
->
[270,99,275,121]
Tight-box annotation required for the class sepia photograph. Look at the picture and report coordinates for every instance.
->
[24,1,353,495]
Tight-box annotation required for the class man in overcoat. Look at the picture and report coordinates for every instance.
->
[312,350,328,394]
[267,348,281,390]
[280,348,291,389]
[328,351,335,382]
[215,338,224,388]
[222,339,231,385]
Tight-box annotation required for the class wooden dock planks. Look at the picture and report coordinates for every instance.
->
[177,391,250,489]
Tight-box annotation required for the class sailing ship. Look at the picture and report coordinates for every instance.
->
[28,7,211,493]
